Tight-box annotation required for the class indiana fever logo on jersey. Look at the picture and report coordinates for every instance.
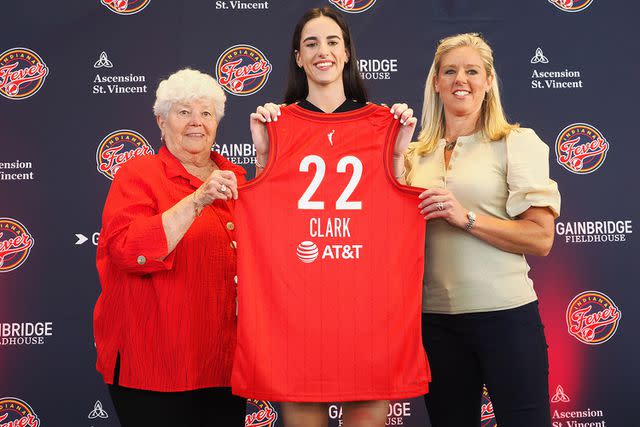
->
[100,0,151,15]
[329,0,377,13]
[245,400,278,427]
[566,291,621,345]
[480,386,497,427]
[555,123,609,174]
[0,48,49,100]
[0,218,34,273]
[215,45,272,96]
[0,397,41,426]
[548,0,593,13]
[96,129,154,180]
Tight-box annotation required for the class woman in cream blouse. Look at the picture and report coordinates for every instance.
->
[405,33,560,427]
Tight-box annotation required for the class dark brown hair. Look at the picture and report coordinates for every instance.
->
[284,6,367,104]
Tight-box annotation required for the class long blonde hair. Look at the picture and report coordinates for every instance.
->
[410,33,518,158]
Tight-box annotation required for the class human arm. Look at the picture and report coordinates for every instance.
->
[418,188,555,256]
[389,103,418,183]
[101,164,237,274]
[250,102,281,175]
[161,169,237,253]
[417,129,560,256]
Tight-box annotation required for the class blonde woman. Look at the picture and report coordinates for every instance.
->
[405,33,560,427]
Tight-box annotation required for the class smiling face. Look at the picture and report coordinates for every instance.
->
[434,46,493,122]
[157,98,218,162]
[295,15,349,92]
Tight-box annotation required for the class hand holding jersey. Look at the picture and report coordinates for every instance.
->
[251,102,416,181]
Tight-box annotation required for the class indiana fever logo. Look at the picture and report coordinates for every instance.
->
[245,400,278,427]
[556,123,609,174]
[101,0,151,15]
[480,386,497,427]
[0,397,40,426]
[0,218,34,273]
[329,0,377,13]
[566,291,621,345]
[548,0,593,13]
[216,45,272,96]
[96,129,154,180]
[0,48,49,100]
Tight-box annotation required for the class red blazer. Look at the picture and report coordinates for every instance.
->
[94,146,246,392]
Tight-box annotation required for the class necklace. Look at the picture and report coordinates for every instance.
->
[445,139,457,151]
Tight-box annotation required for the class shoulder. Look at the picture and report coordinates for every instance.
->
[279,103,299,114]
[366,102,390,113]
[362,102,395,124]
[505,127,543,145]
[112,153,163,184]
[504,128,551,170]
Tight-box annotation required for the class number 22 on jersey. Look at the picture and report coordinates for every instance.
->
[298,154,363,210]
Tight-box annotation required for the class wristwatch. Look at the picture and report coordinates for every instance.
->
[465,211,476,231]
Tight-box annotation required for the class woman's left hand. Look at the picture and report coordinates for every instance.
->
[418,187,468,228]
[390,103,418,156]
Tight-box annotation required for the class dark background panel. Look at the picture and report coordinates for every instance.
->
[0,1,636,426]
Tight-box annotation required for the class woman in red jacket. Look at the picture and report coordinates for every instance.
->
[94,68,246,426]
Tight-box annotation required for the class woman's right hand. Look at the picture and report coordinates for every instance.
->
[194,169,238,205]
[250,102,281,156]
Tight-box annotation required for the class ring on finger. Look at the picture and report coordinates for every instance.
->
[219,184,227,193]
[436,202,445,211]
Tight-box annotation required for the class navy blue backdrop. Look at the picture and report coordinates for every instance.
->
[0,1,636,426]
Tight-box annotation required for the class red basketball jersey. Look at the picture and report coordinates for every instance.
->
[232,103,430,402]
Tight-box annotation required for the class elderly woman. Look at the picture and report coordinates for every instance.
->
[94,68,246,426]
[404,34,561,427]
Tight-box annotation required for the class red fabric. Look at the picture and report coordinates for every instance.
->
[94,146,246,392]
[232,104,430,401]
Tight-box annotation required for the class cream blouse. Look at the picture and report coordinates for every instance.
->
[407,128,561,314]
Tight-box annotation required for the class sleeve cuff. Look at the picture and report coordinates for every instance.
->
[110,213,176,274]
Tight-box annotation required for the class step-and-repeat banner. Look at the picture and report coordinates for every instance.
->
[1,1,636,426]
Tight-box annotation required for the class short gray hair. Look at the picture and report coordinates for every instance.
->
[153,68,226,121]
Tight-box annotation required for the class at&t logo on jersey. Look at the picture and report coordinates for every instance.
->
[0,48,48,100]
[548,0,593,13]
[245,400,278,427]
[96,129,154,180]
[296,154,365,263]
[101,0,151,15]
[566,291,621,345]
[329,0,377,13]
[297,241,319,263]
[555,123,609,174]
[216,45,271,96]
[0,397,40,427]
[0,218,34,273]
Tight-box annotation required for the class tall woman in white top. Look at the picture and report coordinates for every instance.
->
[405,33,560,427]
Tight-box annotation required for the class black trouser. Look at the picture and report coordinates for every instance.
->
[422,301,551,427]
[108,355,246,427]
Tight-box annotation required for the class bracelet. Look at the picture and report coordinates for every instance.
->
[393,154,405,180]
[192,192,204,217]
[255,158,265,169]
[465,211,477,231]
